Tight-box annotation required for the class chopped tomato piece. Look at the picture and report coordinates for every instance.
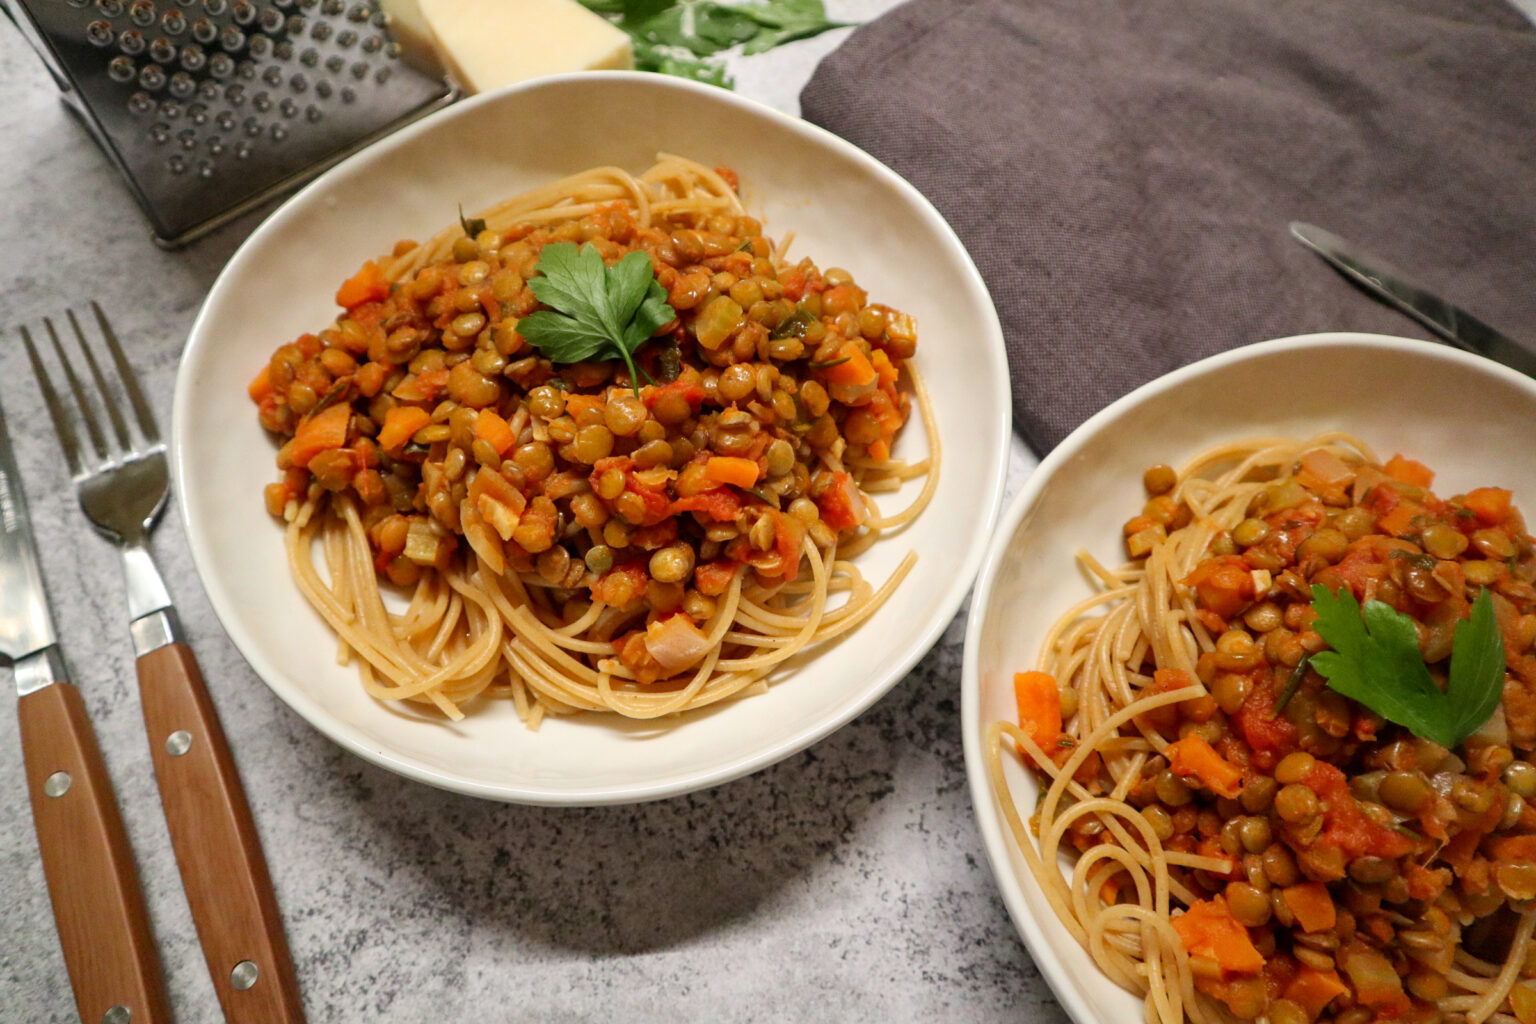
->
[670,487,742,522]
[815,471,866,532]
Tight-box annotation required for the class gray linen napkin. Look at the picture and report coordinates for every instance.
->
[800,0,1536,454]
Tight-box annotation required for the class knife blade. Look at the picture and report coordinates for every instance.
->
[1290,222,1536,379]
[2,389,173,1024]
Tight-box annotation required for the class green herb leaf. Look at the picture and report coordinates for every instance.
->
[458,205,486,239]
[1308,585,1505,749]
[578,0,846,89]
[770,308,815,339]
[517,242,676,397]
[1446,588,1507,746]
[1272,652,1312,716]
[513,311,613,365]
[734,0,848,54]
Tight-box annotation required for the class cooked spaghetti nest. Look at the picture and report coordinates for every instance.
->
[987,433,1536,1024]
[252,155,938,725]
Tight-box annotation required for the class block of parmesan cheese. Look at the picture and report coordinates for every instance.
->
[381,0,634,94]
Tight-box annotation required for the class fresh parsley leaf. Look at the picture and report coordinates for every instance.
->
[578,0,846,89]
[636,41,735,87]
[518,242,675,396]
[512,311,612,364]
[735,0,848,54]
[1308,585,1506,749]
[1447,588,1507,746]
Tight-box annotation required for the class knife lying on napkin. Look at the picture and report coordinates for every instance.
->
[1290,222,1536,378]
[1,394,173,1024]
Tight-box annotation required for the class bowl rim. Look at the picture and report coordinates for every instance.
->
[958,331,1536,1021]
[172,70,1012,805]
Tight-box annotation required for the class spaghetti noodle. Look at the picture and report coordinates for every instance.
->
[251,156,937,724]
[988,434,1536,1024]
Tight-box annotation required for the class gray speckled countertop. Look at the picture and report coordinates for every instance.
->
[0,5,1049,1021]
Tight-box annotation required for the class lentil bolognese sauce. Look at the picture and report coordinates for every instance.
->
[249,155,937,725]
[987,434,1536,1024]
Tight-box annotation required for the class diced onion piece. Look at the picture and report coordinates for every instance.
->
[404,518,444,565]
[1126,524,1166,558]
[643,616,712,676]
[1301,447,1354,485]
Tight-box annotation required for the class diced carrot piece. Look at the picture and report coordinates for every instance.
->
[1282,882,1337,933]
[1165,734,1244,798]
[335,260,390,309]
[1170,896,1264,974]
[867,439,891,461]
[1013,671,1063,753]
[564,394,605,420]
[1283,966,1349,1018]
[377,405,431,453]
[703,456,760,489]
[474,408,517,456]
[869,347,900,387]
[1183,556,1255,618]
[248,363,273,402]
[820,342,877,389]
[1383,454,1434,488]
[1375,502,1422,537]
[290,402,351,468]
[1465,486,1514,525]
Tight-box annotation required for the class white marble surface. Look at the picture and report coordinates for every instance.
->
[0,5,1048,1022]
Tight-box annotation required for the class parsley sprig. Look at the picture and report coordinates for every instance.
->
[1308,584,1505,749]
[579,0,848,88]
[516,242,676,397]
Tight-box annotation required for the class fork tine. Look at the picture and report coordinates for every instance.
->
[20,325,86,477]
[92,302,160,445]
[68,309,133,453]
[44,316,111,461]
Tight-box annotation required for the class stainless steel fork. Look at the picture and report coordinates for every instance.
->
[23,303,307,1024]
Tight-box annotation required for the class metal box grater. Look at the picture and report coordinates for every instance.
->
[2,0,456,247]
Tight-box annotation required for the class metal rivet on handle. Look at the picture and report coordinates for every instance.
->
[43,771,72,798]
[165,730,193,756]
[103,1005,131,1024]
[231,960,259,990]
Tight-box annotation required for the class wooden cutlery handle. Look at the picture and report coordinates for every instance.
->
[19,681,173,1024]
[138,642,306,1024]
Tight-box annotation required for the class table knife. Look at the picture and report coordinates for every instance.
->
[1,398,173,1024]
[1290,221,1536,379]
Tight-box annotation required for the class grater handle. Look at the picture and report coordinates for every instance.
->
[139,641,307,1024]
[19,679,174,1024]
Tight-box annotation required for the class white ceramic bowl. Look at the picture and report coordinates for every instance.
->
[173,72,1009,805]
[961,333,1536,1022]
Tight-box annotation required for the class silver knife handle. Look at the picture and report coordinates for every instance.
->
[18,669,173,1024]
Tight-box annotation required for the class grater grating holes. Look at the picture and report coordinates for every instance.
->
[11,0,451,242]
